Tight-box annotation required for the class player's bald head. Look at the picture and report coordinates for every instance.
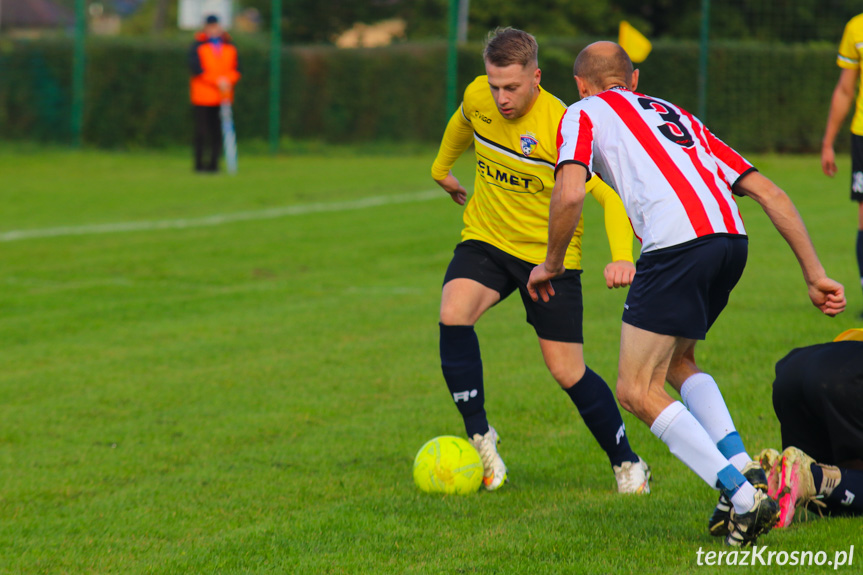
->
[573,41,634,90]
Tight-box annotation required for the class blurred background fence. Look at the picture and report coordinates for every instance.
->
[0,0,860,153]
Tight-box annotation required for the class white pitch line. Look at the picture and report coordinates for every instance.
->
[0,189,442,242]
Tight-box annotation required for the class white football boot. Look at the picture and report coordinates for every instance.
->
[613,457,651,494]
[470,426,508,491]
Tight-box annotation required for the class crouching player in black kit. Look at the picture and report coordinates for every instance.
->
[758,328,863,526]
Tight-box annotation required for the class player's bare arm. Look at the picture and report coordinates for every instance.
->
[735,171,846,316]
[434,172,468,205]
[822,68,859,177]
[527,163,588,302]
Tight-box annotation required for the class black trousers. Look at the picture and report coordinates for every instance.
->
[772,341,863,468]
[193,105,222,172]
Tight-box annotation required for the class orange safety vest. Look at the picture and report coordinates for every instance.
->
[189,32,241,106]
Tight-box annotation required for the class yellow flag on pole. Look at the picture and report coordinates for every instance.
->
[618,21,652,63]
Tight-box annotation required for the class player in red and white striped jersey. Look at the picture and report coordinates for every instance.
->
[556,84,749,252]
[527,41,846,546]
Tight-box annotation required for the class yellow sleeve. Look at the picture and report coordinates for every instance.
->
[838,17,861,69]
[587,175,634,263]
[431,105,474,180]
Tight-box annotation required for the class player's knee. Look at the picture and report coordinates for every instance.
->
[542,358,581,388]
[615,381,636,413]
[439,304,471,326]
[616,381,646,417]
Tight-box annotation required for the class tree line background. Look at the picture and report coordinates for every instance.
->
[33,0,863,44]
[2,0,861,152]
[258,0,860,44]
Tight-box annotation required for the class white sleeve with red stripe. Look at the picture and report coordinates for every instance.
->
[698,123,757,194]
[556,105,595,174]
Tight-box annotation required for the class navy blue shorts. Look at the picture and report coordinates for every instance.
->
[622,235,748,340]
[443,240,584,343]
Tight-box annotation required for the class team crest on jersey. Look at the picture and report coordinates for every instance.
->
[520,132,538,157]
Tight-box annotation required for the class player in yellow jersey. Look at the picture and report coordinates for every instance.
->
[822,13,863,316]
[431,28,650,494]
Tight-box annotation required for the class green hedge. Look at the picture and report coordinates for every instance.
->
[0,37,845,153]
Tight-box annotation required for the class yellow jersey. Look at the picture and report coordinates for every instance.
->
[837,13,863,135]
[431,75,633,269]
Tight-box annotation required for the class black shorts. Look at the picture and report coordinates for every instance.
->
[851,134,863,202]
[772,341,863,467]
[622,235,748,340]
[443,240,584,343]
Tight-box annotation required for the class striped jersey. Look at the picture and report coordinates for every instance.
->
[431,76,633,269]
[557,87,754,253]
[837,13,863,135]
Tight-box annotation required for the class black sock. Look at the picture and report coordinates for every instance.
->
[814,463,863,516]
[440,323,488,438]
[564,367,638,467]
[811,463,823,492]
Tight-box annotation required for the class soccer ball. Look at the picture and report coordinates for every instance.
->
[413,435,484,495]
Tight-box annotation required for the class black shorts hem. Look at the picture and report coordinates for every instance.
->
[531,328,584,344]
[621,318,705,341]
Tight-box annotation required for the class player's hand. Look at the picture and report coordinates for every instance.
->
[808,276,846,317]
[604,260,636,289]
[527,262,563,303]
[821,146,837,177]
[217,78,231,94]
[435,173,467,205]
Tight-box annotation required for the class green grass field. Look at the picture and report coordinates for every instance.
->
[1,145,860,574]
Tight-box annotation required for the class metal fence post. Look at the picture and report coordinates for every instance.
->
[71,0,86,147]
[269,0,282,154]
[446,0,459,118]
[698,0,710,121]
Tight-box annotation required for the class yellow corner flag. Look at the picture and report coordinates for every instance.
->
[618,21,652,64]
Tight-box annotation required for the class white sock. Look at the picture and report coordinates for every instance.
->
[728,453,751,471]
[730,483,757,514]
[650,401,730,489]
[680,373,751,470]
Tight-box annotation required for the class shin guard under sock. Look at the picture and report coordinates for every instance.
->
[565,367,638,467]
[440,323,488,437]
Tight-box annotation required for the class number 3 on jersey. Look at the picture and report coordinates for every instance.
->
[637,97,694,148]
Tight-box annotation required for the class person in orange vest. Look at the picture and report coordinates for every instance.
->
[188,14,240,173]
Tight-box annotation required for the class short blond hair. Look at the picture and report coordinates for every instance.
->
[483,27,538,68]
